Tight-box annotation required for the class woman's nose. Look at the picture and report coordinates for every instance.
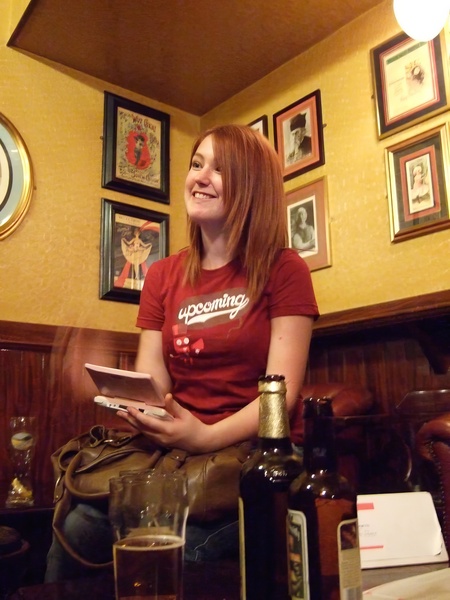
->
[194,166,211,183]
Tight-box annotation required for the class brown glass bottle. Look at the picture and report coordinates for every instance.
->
[287,397,362,600]
[239,375,303,600]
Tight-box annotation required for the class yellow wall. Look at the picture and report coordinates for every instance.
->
[1,0,449,333]
[0,0,197,332]
[203,1,450,314]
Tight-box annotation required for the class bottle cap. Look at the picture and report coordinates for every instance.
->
[258,374,286,394]
[302,396,334,417]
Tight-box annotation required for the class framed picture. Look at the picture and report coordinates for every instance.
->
[371,32,450,139]
[248,115,269,137]
[286,177,331,272]
[385,124,450,242]
[0,113,33,239]
[102,92,170,203]
[273,90,325,181]
[100,198,169,304]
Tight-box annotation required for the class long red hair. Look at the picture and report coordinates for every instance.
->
[184,124,287,301]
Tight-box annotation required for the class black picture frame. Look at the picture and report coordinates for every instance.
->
[102,92,170,203]
[273,90,325,181]
[100,198,169,304]
[371,32,450,139]
[248,115,269,137]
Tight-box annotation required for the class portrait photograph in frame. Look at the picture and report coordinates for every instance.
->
[385,124,450,242]
[102,92,170,203]
[100,198,169,304]
[286,177,331,272]
[248,115,269,137]
[273,90,325,181]
[371,31,450,139]
[0,113,33,240]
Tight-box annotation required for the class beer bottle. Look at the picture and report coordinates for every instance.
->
[287,397,362,600]
[239,374,303,600]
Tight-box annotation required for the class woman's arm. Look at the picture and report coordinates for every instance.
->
[293,227,315,251]
[206,314,313,449]
[134,328,173,396]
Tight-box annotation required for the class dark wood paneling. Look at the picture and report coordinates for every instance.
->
[0,323,139,492]
[306,334,449,415]
[0,290,448,493]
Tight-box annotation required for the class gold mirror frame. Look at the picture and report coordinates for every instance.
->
[0,113,33,239]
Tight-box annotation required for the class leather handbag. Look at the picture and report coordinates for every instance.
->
[156,443,252,523]
[51,424,251,567]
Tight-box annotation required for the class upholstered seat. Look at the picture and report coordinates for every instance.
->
[416,412,450,552]
[290,382,375,445]
[289,383,376,491]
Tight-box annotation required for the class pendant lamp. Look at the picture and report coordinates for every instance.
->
[393,0,449,41]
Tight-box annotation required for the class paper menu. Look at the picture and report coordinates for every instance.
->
[357,492,448,569]
[363,567,450,598]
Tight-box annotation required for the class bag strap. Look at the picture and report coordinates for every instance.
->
[52,488,114,569]
[53,426,154,501]
[52,433,162,569]
[62,445,163,501]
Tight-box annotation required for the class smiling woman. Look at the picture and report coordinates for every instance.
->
[45,124,319,581]
[0,113,33,240]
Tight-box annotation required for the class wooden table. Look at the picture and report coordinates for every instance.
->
[9,559,448,599]
[9,561,237,600]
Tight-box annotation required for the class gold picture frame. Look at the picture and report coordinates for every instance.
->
[0,113,33,239]
[385,124,450,242]
[286,177,331,272]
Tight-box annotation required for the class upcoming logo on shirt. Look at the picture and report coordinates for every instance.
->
[177,288,250,327]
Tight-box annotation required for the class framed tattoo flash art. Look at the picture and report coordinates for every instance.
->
[286,177,331,272]
[385,124,450,242]
[248,115,269,137]
[0,113,33,240]
[273,90,325,181]
[371,32,450,139]
[102,92,170,203]
[100,199,169,304]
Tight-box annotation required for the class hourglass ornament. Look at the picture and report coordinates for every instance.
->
[6,416,37,507]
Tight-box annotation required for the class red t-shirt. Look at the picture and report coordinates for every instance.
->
[136,248,319,424]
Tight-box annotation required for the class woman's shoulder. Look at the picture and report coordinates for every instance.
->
[274,247,309,270]
[268,248,314,286]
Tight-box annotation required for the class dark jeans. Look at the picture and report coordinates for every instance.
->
[45,503,238,582]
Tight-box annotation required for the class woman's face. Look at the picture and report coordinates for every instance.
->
[184,135,225,228]
[298,207,307,223]
[413,166,423,181]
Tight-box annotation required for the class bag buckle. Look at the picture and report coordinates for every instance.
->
[88,425,133,448]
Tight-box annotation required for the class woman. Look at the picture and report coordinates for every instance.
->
[45,124,318,580]
[292,205,316,252]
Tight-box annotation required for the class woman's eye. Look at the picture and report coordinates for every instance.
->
[191,160,202,170]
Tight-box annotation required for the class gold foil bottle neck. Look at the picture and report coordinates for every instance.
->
[258,375,290,439]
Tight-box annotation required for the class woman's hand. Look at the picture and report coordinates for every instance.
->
[116,394,213,454]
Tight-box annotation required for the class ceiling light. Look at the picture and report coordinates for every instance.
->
[393,0,449,41]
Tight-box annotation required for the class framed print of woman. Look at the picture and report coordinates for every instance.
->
[115,221,160,290]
